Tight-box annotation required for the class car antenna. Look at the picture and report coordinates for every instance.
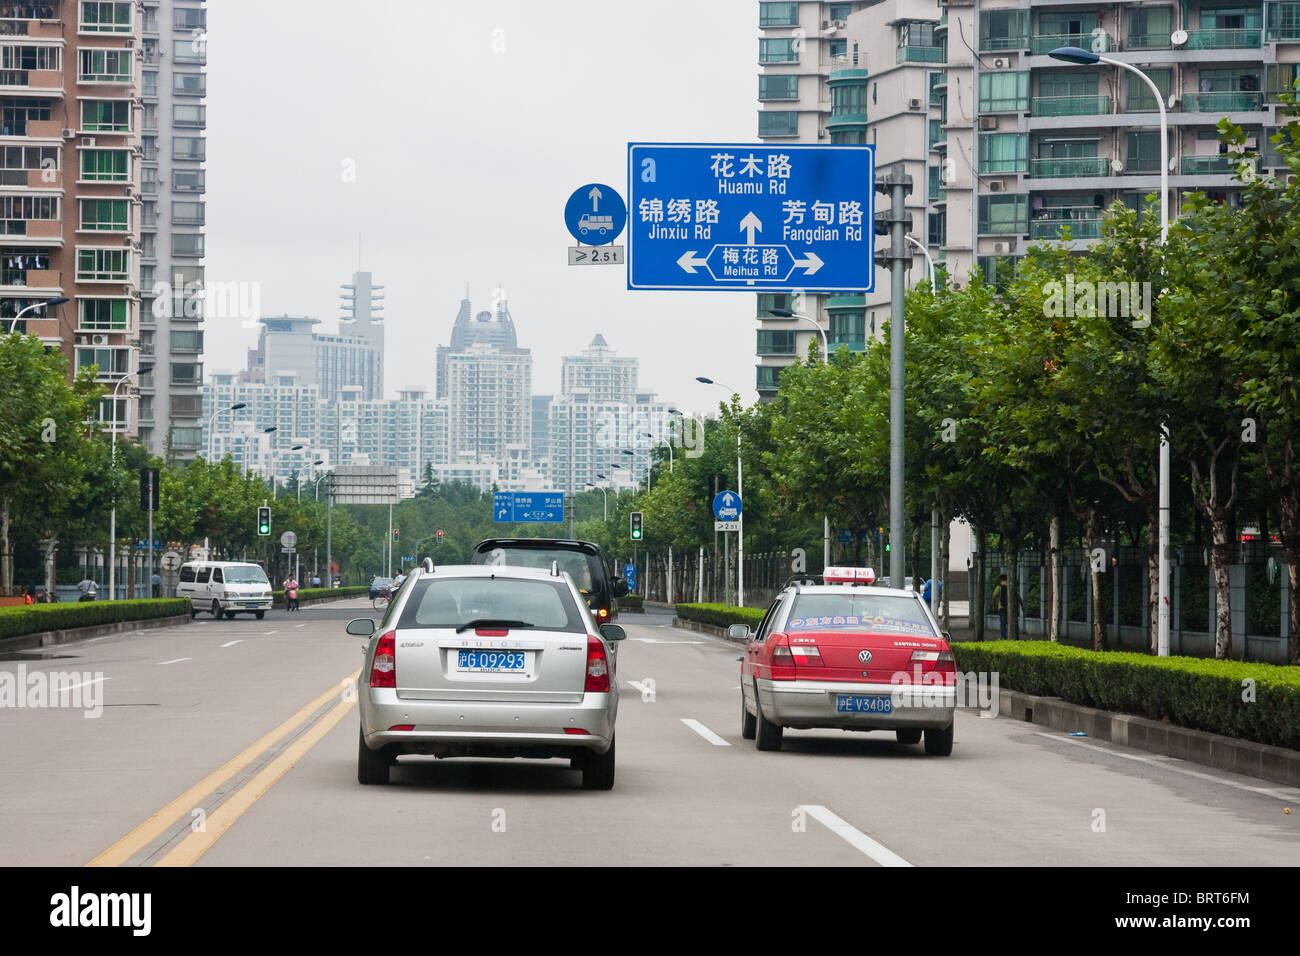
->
[551,560,559,576]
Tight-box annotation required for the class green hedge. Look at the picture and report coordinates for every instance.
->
[676,603,767,630]
[953,640,1300,751]
[619,595,644,609]
[272,586,368,605]
[0,599,190,640]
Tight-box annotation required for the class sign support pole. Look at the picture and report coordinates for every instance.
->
[877,165,912,590]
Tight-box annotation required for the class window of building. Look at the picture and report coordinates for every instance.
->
[978,132,1027,173]
[0,144,57,178]
[758,110,798,136]
[173,40,206,65]
[142,70,157,96]
[79,198,128,231]
[173,104,205,126]
[829,4,853,22]
[756,329,796,355]
[759,2,799,27]
[829,312,865,349]
[172,201,204,225]
[1125,68,1173,110]
[0,195,57,231]
[759,37,800,63]
[174,71,206,96]
[830,129,867,144]
[978,194,1029,234]
[170,329,203,352]
[170,362,202,386]
[1124,130,1164,173]
[79,48,132,82]
[78,297,129,330]
[175,7,206,30]
[80,2,132,33]
[76,247,129,281]
[82,99,130,132]
[979,71,1029,111]
[979,9,1028,49]
[831,81,866,117]
[1128,6,1173,47]
[0,45,60,71]
[172,233,204,257]
[1266,63,1300,101]
[1,98,50,136]
[928,209,946,246]
[173,136,205,160]
[141,165,158,193]
[759,74,798,101]
[173,168,205,192]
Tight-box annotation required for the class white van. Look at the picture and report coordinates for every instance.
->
[177,561,273,619]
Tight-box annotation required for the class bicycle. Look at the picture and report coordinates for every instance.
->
[371,587,392,611]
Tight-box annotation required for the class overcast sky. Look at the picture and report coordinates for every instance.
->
[204,0,760,414]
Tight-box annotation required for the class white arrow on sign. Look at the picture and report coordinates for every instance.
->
[739,212,762,245]
[722,493,735,506]
[795,251,824,276]
[677,250,709,273]
[589,185,602,211]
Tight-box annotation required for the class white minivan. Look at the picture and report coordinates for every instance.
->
[177,561,273,619]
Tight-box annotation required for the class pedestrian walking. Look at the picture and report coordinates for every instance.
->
[151,571,161,598]
[992,573,1008,640]
[77,576,98,602]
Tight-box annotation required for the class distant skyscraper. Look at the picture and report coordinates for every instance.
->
[436,291,518,398]
[242,305,382,402]
[531,394,552,464]
[339,270,385,397]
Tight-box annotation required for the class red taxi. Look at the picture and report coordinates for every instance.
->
[736,567,956,755]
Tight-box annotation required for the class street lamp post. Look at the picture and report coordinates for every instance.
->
[205,401,247,463]
[586,482,608,521]
[1051,45,1170,656]
[107,361,153,600]
[594,473,611,520]
[300,459,324,501]
[4,296,69,335]
[905,234,939,615]
[698,377,744,607]
[644,431,675,601]
[267,444,303,499]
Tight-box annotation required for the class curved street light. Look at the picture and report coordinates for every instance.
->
[206,401,247,463]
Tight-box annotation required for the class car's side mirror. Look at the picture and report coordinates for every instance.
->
[942,630,952,641]
[599,623,627,642]
[728,624,752,641]
[612,580,629,598]
[346,618,376,636]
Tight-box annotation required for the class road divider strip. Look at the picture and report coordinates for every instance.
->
[86,669,360,867]
[156,695,356,867]
[681,718,730,747]
[800,804,912,867]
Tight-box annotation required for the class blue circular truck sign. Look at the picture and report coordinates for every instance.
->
[565,183,626,246]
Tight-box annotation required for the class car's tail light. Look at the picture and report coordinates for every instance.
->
[370,630,396,688]
[768,633,797,680]
[584,635,610,693]
[598,607,609,620]
[910,650,940,664]
[935,648,957,677]
[789,641,822,663]
[909,648,957,681]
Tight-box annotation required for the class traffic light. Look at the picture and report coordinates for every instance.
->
[630,512,643,541]
[257,506,271,535]
[394,527,400,541]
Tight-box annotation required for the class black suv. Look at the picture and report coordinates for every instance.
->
[469,538,627,622]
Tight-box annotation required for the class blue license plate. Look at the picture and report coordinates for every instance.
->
[457,650,526,672]
[836,694,892,715]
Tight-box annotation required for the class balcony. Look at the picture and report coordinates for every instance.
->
[0,219,61,243]
[1030,32,1111,55]
[1029,156,1109,178]
[1126,32,1172,50]
[1030,95,1111,117]
[1185,28,1261,49]
[1030,217,1101,240]
[0,267,58,289]
[0,18,61,40]
[1186,91,1263,112]
[0,168,61,188]
[1181,154,1245,174]
[756,330,797,356]
[980,34,1029,51]
[897,45,945,64]
[0,68,62,94]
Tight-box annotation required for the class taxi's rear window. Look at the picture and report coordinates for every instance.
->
[787,594,935,636]
[474,547,604,596]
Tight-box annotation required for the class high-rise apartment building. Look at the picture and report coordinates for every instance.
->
[241,310,382,402]
[2,1,143,433]
[435,292,518,399]
[753,0,1300,397]
[135,0,206,458]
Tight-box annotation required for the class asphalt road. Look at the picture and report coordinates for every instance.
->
[1,602,1297,867]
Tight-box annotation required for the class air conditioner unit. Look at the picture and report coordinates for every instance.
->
[909,98,923,110]
[123,37,134,48]
[993,242,1007,254]
[91,333,109,346]
[81,136,96,147]
[130,145,143,157]
[993,57,1007,69]
[818,127,829,138]
[61,128,75,139]
[75,334,89,345]
[988,180,1005,192]
[979,116,998,130]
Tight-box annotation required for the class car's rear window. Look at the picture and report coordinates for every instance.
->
[474,547,604,596]
[787,593,936,636]
[397,576,586,633]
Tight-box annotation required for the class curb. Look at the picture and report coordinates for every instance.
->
[272,593,367,610]
[0,613,192,652]
[672,617,745,642]
[997,688,1300,788]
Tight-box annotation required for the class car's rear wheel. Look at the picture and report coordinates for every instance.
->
[741,694,757,740]
[357,729,390,785]
[924,721,954,756]
[754,684,783,752]
[210,599,221,618]
[581,736,615,790]
[896,728,923,745]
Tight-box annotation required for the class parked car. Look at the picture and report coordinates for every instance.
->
[469,538,627,622]
[177,561,273,619]
[350,563,625,789]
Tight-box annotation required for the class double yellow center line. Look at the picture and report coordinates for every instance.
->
[88,669,360,868]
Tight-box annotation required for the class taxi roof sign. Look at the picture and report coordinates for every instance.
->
[823,566,876,585]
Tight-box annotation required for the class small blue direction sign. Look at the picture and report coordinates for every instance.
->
[623,563,637,588]
[627,143,874,292]
[493,491,566,523]
[564,183,626,246]
[712,490,742,521]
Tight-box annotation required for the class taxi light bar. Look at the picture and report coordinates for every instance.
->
[823,566,876,586]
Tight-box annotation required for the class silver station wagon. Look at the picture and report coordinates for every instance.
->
[349,562,625,790]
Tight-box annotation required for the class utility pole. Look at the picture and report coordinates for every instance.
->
[876,164,912,589]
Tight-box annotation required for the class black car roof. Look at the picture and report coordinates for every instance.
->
[473,538,602,556]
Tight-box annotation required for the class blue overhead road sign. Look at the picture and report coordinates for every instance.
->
[493,491,566,523]
[712,490,742,521]
[564,183,626,246]
[627,143,874,292]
